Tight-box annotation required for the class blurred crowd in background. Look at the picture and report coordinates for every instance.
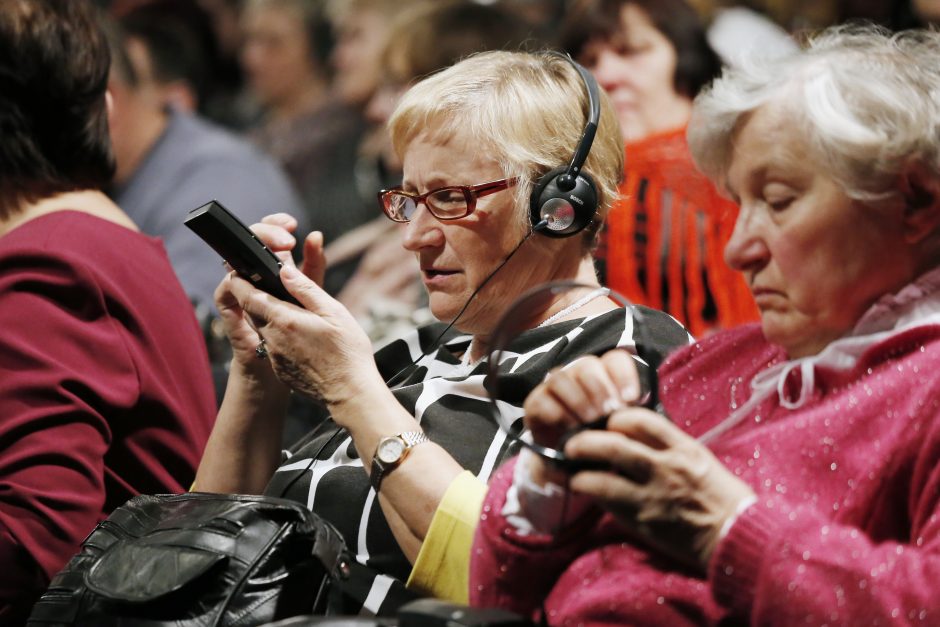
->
[87,0,940,402]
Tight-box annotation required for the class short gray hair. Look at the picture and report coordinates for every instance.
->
[688,25,940,206]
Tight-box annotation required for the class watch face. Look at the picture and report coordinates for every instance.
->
[376,437,406,464]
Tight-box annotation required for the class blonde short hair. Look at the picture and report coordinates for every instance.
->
[389,50,624,251]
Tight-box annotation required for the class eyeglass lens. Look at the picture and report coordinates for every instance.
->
[387,188,469,221]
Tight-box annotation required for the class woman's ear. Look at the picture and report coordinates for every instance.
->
[900,163,940,244]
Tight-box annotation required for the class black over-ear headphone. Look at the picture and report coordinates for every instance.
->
[529,52,601,238]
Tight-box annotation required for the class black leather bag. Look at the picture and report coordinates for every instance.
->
[28,492,348,627]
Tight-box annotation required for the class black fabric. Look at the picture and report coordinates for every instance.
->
[260,598,532,626]
[27,492,348,627]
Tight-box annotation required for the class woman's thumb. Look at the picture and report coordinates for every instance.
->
[281,264,326,308]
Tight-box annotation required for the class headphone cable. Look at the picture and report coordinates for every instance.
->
[384,219,548,387]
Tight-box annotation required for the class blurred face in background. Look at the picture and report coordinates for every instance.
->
[362,48,410,171]
[198,0,243,59]
[913,0,940,22]
[109,34,162,108]
[331,6,388,107]
[107,35,164,185]
[240,0,318,110]
[365,42,410,125]
[580,3,692,143]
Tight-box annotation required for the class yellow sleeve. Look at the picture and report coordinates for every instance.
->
[406,470,487,604]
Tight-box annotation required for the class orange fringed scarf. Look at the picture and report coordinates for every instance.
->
[599,127,759,337]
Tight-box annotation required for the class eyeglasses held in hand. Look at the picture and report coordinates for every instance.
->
[378,177,518,223]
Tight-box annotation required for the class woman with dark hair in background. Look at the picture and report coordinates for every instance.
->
[0,1,216,620]
[562,0,759,336]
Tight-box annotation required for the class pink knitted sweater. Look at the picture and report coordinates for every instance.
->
[471,281,940,625]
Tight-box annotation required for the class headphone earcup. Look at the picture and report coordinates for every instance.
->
[529,166,598,238]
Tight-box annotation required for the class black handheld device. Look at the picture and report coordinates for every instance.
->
[184,200,300,305]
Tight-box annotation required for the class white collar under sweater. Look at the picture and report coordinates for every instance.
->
[699,265,940,444]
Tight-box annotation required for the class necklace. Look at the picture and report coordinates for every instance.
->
[459,287,611,367]
[536,287,610,328]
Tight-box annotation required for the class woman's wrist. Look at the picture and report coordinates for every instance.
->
[700,493,758,567]
[224,357,291,419]
[327,372,430,479]
[327,370,410,433]
[503,449,595,535]
[196,357,291,494]
[229,355,284,390]
[521,446,571,489]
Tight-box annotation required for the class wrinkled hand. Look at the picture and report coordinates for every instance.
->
[249,213,326,286]
[213,213,327,369]
[521,349,755,569]
[523,349,641,450]
[226,262,377,408]
[563,408,755,570]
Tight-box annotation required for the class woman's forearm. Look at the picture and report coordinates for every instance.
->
[328,379,465,563]
[377,443,465,563]
[193,361,290,494]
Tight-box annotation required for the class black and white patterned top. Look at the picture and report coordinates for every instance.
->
[264,306,690,615]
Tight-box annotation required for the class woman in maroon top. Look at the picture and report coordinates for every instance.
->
[0,2,216,621]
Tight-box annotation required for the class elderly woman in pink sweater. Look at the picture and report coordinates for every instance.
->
[471,25,940,625]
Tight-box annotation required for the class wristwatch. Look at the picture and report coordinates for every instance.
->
[370,431,429,492]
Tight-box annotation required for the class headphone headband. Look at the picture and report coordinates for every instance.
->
[554,52,601,189]
[530,52,602,238]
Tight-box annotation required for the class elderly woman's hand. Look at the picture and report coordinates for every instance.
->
[249,213,327,287]
[213,213,328,369]
[563,409,756,571]
[226,263,377,409]
[522,349,642,449]
[522,349,755,570]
